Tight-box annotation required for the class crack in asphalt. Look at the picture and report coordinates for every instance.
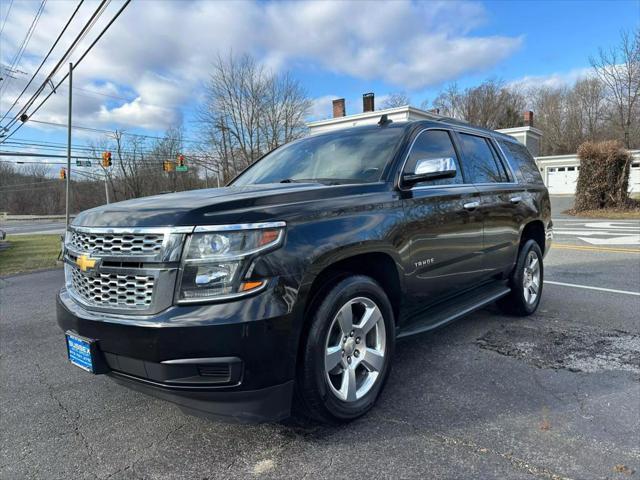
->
[99,422,187,480]
[431,433,574,480]
[32,361,99,479]
[377,417,573,480]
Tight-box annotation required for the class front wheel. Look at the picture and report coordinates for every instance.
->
[498,239,544,316]
[295,275,395,424]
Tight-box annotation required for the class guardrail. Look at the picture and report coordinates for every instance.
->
[1,215,75,222]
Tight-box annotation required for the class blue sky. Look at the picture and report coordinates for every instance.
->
[0,0,638,165]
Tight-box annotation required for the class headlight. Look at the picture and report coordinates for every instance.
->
[176,222,285,303]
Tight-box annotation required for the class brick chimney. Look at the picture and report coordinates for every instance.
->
[363,92,374,113]
[332,98,346,118]
[524,110,534,127]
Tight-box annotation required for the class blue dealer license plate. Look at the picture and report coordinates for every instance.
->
[66,333,94,372]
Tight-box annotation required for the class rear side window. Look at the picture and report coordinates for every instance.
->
[405,130,463,186]
[498,140,544,185]
[458,133,508,183]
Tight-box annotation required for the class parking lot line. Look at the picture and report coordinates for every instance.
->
[552,244,640,254]
[545,280,640,296]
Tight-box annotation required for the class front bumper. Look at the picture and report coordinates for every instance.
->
[56,286,300,422]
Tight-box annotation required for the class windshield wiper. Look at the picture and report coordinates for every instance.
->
[279,178,318,184]
[279,178,361,185]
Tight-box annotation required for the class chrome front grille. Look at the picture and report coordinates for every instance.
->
[67,264,155,310]
[68,230,164,256]
[64,226,189,314]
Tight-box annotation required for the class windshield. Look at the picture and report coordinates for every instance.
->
[231,127,405,186]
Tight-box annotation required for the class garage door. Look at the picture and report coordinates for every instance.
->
[630,161,640,194]
[547,166,579,194]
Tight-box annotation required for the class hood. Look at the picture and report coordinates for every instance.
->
[72,182,372,227]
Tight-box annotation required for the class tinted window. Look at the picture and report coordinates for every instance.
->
[404,130,463,186]
[498,140,544,185]
[458,133,508,183]
[232,127,405,185]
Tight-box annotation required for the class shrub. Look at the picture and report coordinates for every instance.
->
[574,141,633,211]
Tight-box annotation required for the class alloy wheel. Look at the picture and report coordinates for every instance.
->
[522,250,541,305]
[324,296,386,402]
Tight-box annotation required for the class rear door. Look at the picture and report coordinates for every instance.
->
[455,132,525,277]
[400,128,485,314]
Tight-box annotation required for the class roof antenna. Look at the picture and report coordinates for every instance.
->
[378,114,392,126]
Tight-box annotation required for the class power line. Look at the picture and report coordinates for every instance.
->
[0,151,202,166]
[0,0,85,124]
[0,0,111,134]
[3,140,220,165]
[1,159,73,165]
[0,0,47,97]
[12,118,210,145]
[0,0,134,143]
[0,151,96,160]
[0,0,14,37]
[72,86,177,110]
[1,72,179,117]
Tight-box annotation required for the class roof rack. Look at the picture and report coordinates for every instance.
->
[378,114,392,126]
[435,116,469,126]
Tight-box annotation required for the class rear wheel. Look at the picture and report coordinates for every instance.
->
[498,239,543,316]
[295,275,395,423]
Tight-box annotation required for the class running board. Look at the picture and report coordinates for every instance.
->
[397,282,511,339]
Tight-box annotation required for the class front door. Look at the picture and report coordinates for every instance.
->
[400,129,485,316]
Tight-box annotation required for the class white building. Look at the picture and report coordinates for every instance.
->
[535,151,640,195]
[307,94,640,195]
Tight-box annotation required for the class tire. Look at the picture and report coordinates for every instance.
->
[295,275,395,424]
[498,239,544,316]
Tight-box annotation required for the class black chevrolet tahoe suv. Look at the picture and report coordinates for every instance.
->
[57,118,552,423]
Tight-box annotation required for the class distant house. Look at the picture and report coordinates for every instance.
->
[307,93,640,195]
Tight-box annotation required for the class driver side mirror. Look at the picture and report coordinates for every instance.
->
[403,157,457,186]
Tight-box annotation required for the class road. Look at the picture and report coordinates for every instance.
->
[0,220,66,235]
[1,220,639,479]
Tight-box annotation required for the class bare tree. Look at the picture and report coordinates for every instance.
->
[570,77,607,141]
[197,53,311,183]
[530,85,574,155]
[431,79,525,129]
[431,83,464,119]
[590,28,640,148]
[381,92,411,109]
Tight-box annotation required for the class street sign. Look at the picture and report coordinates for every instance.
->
[176,165,188,172]
[75,160,91,167]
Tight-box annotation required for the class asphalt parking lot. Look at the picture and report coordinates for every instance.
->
[1,217,639,480]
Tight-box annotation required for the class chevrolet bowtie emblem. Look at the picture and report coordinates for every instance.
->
[76,254,97,272]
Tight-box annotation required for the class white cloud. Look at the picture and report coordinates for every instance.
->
[1,0,522,133]
[309,94,339,121]
[508,67,593,91]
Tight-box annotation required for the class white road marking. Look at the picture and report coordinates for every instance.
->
[584,222,640,229]
[554,230,618,235]
[551,220,640,245]
[545,280,640,296]
[577,235,640,245]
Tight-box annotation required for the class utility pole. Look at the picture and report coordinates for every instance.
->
[103,170,110,204]
[65,62,73,228]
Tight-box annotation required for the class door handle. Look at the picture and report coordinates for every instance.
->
[463,201,480,210]
[510,196,522,204]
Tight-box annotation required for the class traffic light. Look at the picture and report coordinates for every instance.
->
[177,154,185,167]
[101,151,112,167]
[162,160,174,172]
[59,168,66,179]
